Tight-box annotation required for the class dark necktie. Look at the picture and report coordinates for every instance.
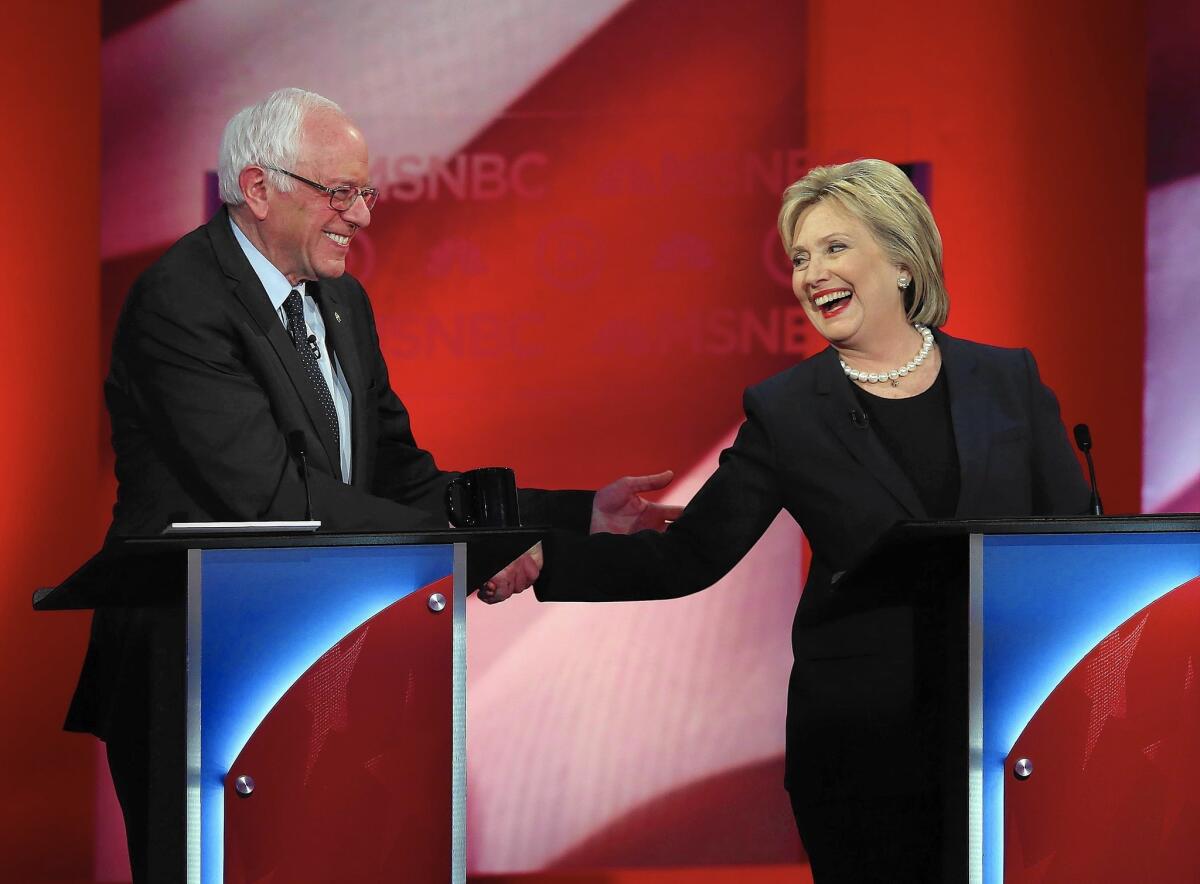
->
[283,290,340,451]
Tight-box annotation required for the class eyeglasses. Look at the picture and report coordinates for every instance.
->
[264,165,379,212]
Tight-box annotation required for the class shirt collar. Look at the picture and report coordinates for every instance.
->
[229,215,305,310]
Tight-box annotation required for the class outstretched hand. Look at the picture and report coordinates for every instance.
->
[477,471,682,605]
[590,470,684,535]
[477,542,543,605]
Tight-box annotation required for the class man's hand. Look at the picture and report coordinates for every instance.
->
[590,470,684,535]
[477,542,543,604]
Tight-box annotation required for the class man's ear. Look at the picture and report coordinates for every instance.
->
[239,166,270,221]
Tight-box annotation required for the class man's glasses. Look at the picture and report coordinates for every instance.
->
[265,165,379,212]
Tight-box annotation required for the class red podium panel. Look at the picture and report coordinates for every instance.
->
[1004,576,1200,881]
[224,575,455,883]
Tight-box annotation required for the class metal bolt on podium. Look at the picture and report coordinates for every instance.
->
[428,592,447,612]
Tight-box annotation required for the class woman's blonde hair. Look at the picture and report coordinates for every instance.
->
[778,159,948,326]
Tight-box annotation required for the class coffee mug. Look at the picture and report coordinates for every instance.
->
[445,467,521,528]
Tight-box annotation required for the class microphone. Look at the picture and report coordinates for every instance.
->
[849,409,870,429]
[306,334,322,360]
[287,430,314,521]
[1072,423,1103,516]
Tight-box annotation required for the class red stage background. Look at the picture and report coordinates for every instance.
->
[0,1,1151,882]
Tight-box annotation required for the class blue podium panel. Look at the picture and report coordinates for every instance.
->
[973,532,1200,883]
[186,544,459,884]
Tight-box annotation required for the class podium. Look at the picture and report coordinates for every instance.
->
[35,529,543,884]
[837,515,1200,882]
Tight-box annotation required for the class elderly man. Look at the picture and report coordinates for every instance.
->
[65,87,677,881]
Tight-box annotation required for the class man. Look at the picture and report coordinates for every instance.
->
[66,88,678,881]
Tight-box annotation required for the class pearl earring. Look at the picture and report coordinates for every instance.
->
[897,275,910,289]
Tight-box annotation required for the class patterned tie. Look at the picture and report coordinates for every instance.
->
[283,290,340,452]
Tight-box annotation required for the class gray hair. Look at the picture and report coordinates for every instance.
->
[217,87,343,206]
[778,159,949,327]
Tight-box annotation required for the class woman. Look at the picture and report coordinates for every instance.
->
[525,159,1091,880]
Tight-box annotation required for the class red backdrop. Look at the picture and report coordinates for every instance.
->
[0,4,106,882]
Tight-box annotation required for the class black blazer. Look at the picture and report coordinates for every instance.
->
[536,331,1091,799]
[67,209,592,740]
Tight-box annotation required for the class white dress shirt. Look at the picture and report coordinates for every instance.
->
[230,217,354,483]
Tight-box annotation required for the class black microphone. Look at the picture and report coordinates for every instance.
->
[287,430,314,521]
[1072,423,1103,516]
[849,409,870,429]
[306,334,322,360]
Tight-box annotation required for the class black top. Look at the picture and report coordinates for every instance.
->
[852,368,960,518]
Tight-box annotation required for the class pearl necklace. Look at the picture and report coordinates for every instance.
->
[840,324,935,387]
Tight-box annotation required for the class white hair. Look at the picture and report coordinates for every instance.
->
[217,87,343,206]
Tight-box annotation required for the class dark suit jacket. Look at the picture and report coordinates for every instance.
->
[67,209,592,740]
[536,331,1090,801]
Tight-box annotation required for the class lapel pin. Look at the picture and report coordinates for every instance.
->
[334,311,341,323]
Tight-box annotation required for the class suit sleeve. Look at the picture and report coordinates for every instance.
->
[116,281,445,532]
[1021,348,1092,515]
[535,389,783,602]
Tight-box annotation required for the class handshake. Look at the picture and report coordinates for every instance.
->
[476,470,682,604]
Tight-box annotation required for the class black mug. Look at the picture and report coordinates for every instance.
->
[445,467,521,528]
